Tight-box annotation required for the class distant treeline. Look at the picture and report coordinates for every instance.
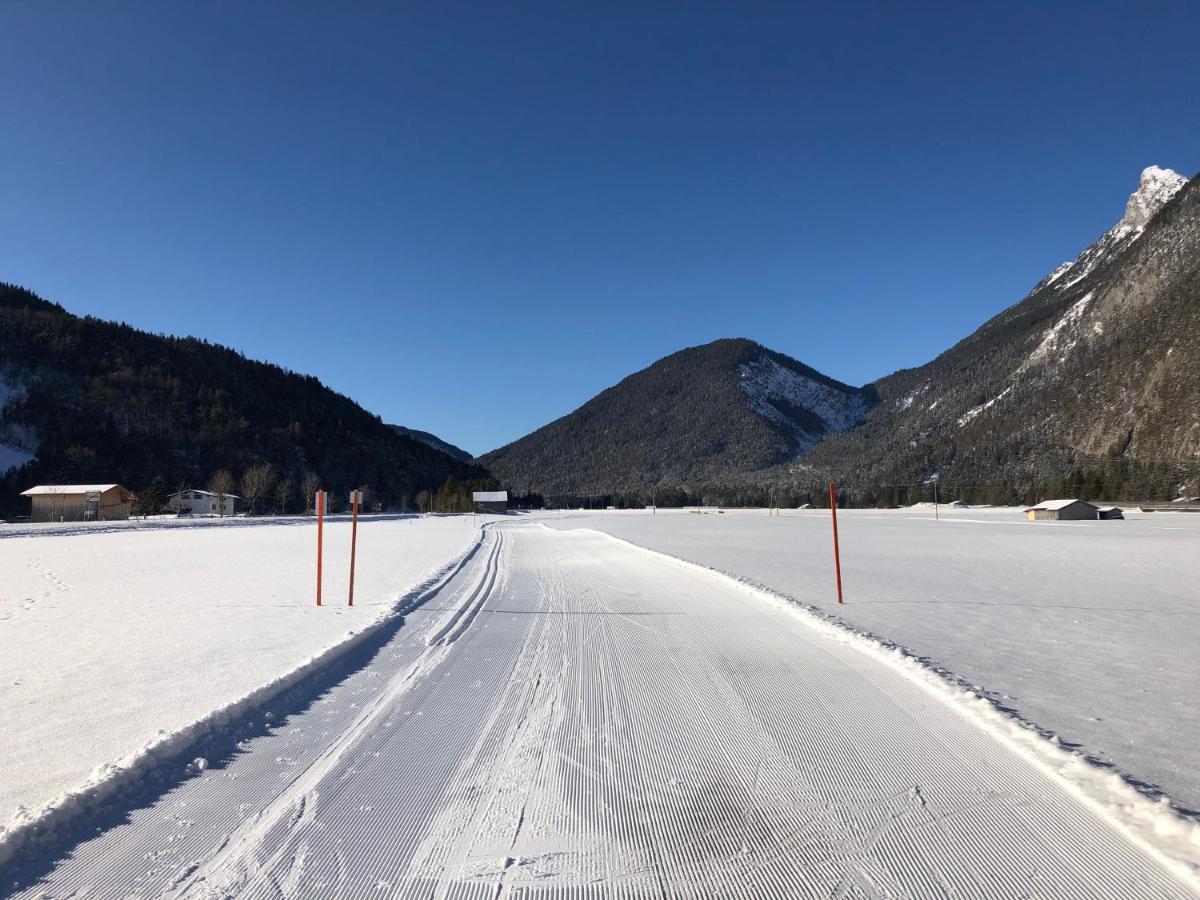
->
[530,461,1200,510]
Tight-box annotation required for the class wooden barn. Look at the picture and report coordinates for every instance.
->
[1025,499,1099,521]
[472,490,509,515]
[21,484,137,522]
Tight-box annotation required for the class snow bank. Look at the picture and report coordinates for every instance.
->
[0,515,481,863]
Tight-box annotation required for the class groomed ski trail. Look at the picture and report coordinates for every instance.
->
[8,523,1195,898]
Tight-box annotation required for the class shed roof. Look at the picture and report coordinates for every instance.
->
[21,484,126,496]
[1026,498,1095,511]
[472,491,508,502]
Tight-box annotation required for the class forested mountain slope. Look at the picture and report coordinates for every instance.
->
[0,285,483,515]
[479,338,874,495]
[389,425,471,462]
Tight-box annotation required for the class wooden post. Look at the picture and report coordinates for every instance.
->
[316,490,325,606]
[828,481,843,604]
[348,490,360,606]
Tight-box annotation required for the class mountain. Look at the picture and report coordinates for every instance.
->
[481,165,1199,503]
[478,339,875,496]
[389,425,471,462]
[788,165,1200,500]
[0,285,486,515]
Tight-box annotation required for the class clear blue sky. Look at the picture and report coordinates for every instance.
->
[1,2,1196,456]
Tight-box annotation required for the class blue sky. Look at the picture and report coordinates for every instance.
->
[1,2,1196,455]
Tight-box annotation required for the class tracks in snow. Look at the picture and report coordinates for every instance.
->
[8,523,1195,898]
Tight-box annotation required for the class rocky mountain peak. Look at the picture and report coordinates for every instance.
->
[1119,165,1187,231]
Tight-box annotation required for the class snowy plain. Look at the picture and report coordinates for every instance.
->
[0,514,479,851]
[7,522,1197,897]
[541,506,1200,815]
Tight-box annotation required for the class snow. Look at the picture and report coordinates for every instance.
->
[1043,260,1073,287]
[1121,165,1188,232]
[894,382,927,412]
[19,483,126,495]
[0,377,37,474]
[1028,498,1092,511]
[1026,290,1094,366]
[8,521,1197,896]
[541,507,1200,817]
[0,514,479,853]
[736,356,868,447]
[957,385,1012,427]
[0,378,28,410]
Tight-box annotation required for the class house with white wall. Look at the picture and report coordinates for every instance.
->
[168,489,240,516]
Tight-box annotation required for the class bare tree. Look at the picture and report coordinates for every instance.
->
[207,469,236,517]
[301,471,320,515]
[415,490,432,514]
[275,478,294,515]
[241,463,276,516]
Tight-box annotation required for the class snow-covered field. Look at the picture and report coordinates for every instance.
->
[0,514,479,851]
[541,506,1200,815]
[8,522,1198,897]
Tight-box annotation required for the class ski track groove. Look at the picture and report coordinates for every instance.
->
[7,522,1195,899]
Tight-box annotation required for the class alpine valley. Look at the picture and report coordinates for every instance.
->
[480,166,1200,504]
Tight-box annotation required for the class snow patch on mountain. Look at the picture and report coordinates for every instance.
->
[1042,262,1073,288]
[958,386,1013,428]
[0,443,33,474]
[1026,292,1094,367]
[0,379,27,410]
[0,373,38,474]
[895,383,929,412]
[736,357,869,450]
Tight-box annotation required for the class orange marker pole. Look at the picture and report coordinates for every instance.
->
[828,481,843,604]
[348,491,360,606]
[316,490,325,606]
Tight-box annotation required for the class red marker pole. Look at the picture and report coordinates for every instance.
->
[348,490,360,606]
[316,490,325,606]
[828,481,844,604]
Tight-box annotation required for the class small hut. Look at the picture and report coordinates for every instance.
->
[1024,499,1099,521]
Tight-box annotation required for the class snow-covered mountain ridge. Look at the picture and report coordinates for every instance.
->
[1037,166,1187,297]
[796,164,1200,492]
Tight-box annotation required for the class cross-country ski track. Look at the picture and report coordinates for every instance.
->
[7,522,1196,898]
